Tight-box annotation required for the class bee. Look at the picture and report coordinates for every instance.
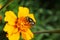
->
[26,16,35,26]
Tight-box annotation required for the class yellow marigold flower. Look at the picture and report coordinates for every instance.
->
[3,7,36,40]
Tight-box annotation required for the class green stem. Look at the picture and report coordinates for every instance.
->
[0,0,13,11]
[33,29,60,34]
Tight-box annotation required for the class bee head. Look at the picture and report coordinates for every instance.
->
[26,16,35,26]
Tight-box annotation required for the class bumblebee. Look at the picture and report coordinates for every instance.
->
[26,16,35,26]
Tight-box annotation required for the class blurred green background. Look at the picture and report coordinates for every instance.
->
[0,0,60,40]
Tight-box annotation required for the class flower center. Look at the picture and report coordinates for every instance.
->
[15,17,31,32]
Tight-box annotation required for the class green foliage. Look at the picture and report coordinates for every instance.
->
[0,0,60,40]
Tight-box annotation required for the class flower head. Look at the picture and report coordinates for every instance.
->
[3,7,36,40]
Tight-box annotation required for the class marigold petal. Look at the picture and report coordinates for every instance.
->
[22,29,34,40]
[18,7,29,18]
[7,32,20,40]
[26,29,34,38]
[28,14,36,22]
[3,24,18,35]
[4,11,17,25]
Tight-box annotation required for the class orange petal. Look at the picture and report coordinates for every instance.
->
[18,7,29,18]
[4,11,17,25]
[7,32,20,40]
[21,29,34,40]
